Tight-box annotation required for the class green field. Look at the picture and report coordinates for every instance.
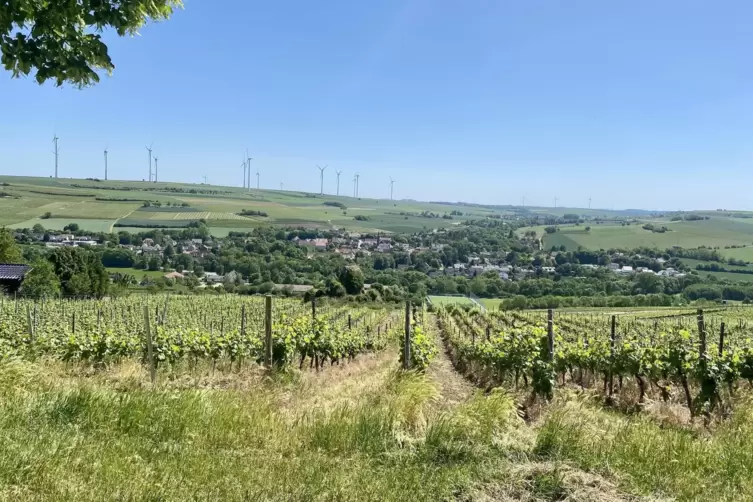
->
[105,267,167,279]
[10,218,117,233]
[0,176,503,234]
[428,295,477,307]
[527,218,753,252]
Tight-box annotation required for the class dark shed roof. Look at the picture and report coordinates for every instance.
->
[0,264,31,280]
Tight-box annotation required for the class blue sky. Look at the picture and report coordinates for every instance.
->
[2,0,753,211]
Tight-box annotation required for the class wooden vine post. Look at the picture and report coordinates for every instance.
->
[609,315,616,396]
[265,295,273,367]
[719,322,726,357]
[546,309,554,362]
[240,305,246,336]
[26,304,34,342]
[143,305,156,384]
[403,301,411,369]
[697,309,707,360]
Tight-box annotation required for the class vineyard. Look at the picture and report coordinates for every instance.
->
[0,296,402,374]
[436,305,753,418]
[3,297,753,500]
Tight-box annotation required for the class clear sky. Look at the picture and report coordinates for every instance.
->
[1,1,752,211]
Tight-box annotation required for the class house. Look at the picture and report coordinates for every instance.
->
[203,272,223,284]
[312,238,329,251]
[376,242,392,253]
[164,271,184,280]
[0,264,31,293]
[615,266,635,275]
[658,268,685,278]
[141,243,162,254]
[541,267,556,274]
[608,263,621,271]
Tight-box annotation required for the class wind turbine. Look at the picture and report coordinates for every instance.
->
[588,197,592,209]
[389,177,395,200]
[202,175,208,185]
[145,144,153,182]
[241,158,247,188]
[280,181,284,191]
[256,168,260,190]
[353,175,357,198]
[153,155,159,183]
[104,148,108,181]
[246,151,253,189]
[317,164,328,195]
[335,170,342,196]
[355,174,360,198]
[554,196,559,208]
[52,135,60,178]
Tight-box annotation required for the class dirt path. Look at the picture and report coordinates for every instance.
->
[426,313,475,410]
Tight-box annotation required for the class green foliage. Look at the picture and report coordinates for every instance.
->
[1,0,181,86]
[402,323,437,370]
[48,247,109,297]
[0,228,22,263]
[340,265,365,295]
[20,258,60,297]
[323,201,347,210]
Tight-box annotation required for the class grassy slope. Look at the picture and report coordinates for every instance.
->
[0,176,495,235]
[536,218,753,251]
[3,353,753,501]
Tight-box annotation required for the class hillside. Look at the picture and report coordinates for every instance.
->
[0,176,503,235]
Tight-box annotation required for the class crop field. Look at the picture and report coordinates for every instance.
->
[538,218,753,251]
[0,175,513,235]
[10,218,117,233]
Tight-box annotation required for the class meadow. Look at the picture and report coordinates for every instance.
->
[0,176,500,235]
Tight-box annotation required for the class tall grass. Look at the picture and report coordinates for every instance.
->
[0,361,521,501]
[535,394,753,501]
[5,359,753,501]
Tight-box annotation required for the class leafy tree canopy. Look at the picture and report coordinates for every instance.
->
[0,228,23,263]
[1,0,181,86]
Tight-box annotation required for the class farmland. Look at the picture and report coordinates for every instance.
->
[523,217,753,257]
[0,175,507,235]
[2,296,753,500]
